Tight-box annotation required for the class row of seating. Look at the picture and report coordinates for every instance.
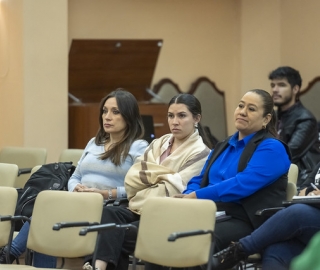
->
[0,167,299,270]
[0,188,217,270]
[0,149,299,270]
[0,147,83,188]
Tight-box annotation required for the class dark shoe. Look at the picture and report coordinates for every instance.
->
[0,246,17,264]
[211,242,247,270]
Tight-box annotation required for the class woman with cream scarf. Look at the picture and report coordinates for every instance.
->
[83,93,212,270]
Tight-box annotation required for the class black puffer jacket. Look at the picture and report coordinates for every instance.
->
[277,101,320,187]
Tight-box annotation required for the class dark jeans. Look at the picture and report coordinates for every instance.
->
[86,206,140,270]
[240,204,320,269]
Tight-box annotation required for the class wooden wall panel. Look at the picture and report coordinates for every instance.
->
[69,39,162,103]
[69,103,168,148]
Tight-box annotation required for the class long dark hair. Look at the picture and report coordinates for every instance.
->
[168,93,213,148]
[248,89,277,137]
[95,89,145,165]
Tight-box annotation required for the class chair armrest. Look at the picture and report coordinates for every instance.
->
[113,198,128,206]
[168,229,214,242]
[18,168,32,176]
[255,207,285,217]
[0,215,13,221]
[0,215,30,265]
[103,198,128,207]
[78,223,137,270]
[103,199,116,206]
[53,221,99,231]
[0,215,31,223]
[79,223,137,236]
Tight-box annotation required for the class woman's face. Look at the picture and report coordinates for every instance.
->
[234,92,271,140]
[167,103,199,141]
[102,97,127,138]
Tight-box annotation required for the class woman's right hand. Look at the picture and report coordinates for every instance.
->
[172,194,186,198]
[73,184,88,192]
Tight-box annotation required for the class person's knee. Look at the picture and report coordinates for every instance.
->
[262,241,302,270]
[262,256,289,270]
[263,248,289,270]
[101,206,121,223]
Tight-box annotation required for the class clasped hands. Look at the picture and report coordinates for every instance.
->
[73,184,99,193]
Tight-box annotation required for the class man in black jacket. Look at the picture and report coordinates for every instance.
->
[270,66,320,188]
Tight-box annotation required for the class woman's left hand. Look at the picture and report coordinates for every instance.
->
[82,187,100,193]
[172,192,197,199]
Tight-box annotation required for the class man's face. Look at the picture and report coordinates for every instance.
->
[270,78,297,110]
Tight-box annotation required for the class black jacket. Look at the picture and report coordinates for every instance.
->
[299,161,320,190]
[277,101,320,187]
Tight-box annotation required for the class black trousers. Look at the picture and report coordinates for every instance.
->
[86,206,140,270]
[214,216,253,251]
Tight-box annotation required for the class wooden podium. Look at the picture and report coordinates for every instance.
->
[68,39,168,149]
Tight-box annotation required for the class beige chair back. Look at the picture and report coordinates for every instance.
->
[190,77,227,141]
[27,190,103,258]
[0,163,19,187]
[59,149,84,166]
[150,78,182,104]
[134,197,216,268]
[0,147,47,188]
[288,164,299,185]
[30,165,42,175]
[286,182,297,201]
[0,187,18,246]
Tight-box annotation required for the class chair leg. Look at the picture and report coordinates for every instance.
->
[131,256,137,270]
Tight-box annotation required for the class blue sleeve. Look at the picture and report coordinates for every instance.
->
[183,150,214,194]
[195,139,291,202]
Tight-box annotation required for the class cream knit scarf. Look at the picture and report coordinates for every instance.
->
[125,130,210,214]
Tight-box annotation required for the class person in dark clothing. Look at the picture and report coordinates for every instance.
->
[212,162,320,270]
[270,66,320,188]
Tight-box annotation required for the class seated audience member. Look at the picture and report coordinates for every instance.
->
[212,164,320,270]
[269,66,320,187]
[0,89,148,267]
[145,89,291,270]
[82,93,212,270]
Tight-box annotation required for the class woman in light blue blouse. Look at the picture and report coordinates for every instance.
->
[0,89,148,267]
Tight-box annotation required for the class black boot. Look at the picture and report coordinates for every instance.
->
[211,242,247,270]
[0,246,17,264]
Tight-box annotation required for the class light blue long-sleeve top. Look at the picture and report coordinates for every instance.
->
[183,131,291,203]
[68,138,148,198]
